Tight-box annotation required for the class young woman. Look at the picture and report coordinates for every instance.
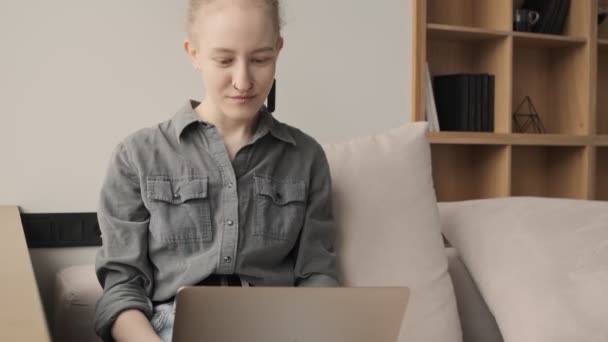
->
[94,1,338,341]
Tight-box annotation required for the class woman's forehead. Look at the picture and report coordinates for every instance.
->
[194,2,277,50]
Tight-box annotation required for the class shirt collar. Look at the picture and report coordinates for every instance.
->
[172,99,296,146]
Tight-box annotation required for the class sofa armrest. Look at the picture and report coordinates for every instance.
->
[53,264,102,342]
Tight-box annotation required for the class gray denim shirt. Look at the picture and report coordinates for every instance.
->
[94,100,338,341]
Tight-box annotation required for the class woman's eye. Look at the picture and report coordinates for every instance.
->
[252,58,271,64]
[216,59,233,65]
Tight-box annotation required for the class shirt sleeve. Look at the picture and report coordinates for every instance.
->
[94,142,154,341]
[294,143,340,287]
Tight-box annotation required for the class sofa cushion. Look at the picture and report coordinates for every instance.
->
[440,197,608,342]
[445,248,503,342]
[322,122,462,342]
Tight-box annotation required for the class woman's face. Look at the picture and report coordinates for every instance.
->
[185,1,283,121]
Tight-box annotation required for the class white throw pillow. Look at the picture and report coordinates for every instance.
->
[322,122,462,342]
[439,197,608,342]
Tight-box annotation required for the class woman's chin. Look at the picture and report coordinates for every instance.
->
[222,102,264,121]
[224,101,263,119]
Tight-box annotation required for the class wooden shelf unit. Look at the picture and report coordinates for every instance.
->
[413,0,605,201]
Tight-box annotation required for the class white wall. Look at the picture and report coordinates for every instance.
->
[0,0,412,213]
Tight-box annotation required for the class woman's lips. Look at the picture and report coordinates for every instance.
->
[229,95,256,103]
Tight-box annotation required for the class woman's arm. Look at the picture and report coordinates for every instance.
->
[111,310,162,342]
[94,142,157,341]
[293,143,340,287]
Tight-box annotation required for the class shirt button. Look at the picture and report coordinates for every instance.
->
[224,256,232,263]
[227,220,234,226]
[173,193,180,199]
[228,183,234,188]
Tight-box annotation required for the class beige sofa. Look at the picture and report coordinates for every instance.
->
[50,122,503,342]
[46,123,608,341]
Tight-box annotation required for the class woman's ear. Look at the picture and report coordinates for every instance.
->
[276,36,284,51]
[184,38,201,70]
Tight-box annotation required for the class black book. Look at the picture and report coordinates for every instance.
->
[481,74,489,132]
[433,74,472,131]
[488,75,495,132]
[476,75,484,132]
[550,0,570,34]
[468,75,477,131]
[541,0,561,33]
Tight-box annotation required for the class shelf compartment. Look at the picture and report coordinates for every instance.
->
[511,146,589,199]
[599,39,608,50]
[427,36,511,133]
[512,44,590,135]
[598,49,608,134]
[431,144,510,201]
[596,147,608,200]
[427,132,589,146]
[427,0,511,31]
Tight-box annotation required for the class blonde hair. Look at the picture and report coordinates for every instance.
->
[187,0,283,41]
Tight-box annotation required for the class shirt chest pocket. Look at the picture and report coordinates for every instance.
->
[146,176,213,244]
[253,175,307,242]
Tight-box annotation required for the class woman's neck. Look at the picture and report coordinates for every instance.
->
[195,100,259,160]
[195,101,258,141]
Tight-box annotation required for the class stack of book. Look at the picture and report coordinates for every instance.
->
[521,0,571,34]
[429,73,495,132]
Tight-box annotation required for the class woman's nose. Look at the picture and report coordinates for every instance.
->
[232,63,253,92]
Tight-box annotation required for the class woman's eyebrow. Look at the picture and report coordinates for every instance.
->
[211,47,275,54]
[251,47,275,53]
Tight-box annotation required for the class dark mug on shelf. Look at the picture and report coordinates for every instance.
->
[514,9,540,32]
[599,7,607,25]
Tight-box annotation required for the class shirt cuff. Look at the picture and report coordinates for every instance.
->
[296,274,339,287]
[94,284,153,342]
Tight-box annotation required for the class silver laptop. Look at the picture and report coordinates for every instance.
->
[172,286,409,342]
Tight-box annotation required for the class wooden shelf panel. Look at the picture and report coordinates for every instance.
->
[594,136,608,146]
[512,32,587,48]
[427,24,509,40]
[426,24,587,47]
[508,134,589,146]
[427,132,589,146]
[511,146,589,199]
[431,144,510,201]
[599,39,608,51]
[427,132,505,145]
[596,148,608,201]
